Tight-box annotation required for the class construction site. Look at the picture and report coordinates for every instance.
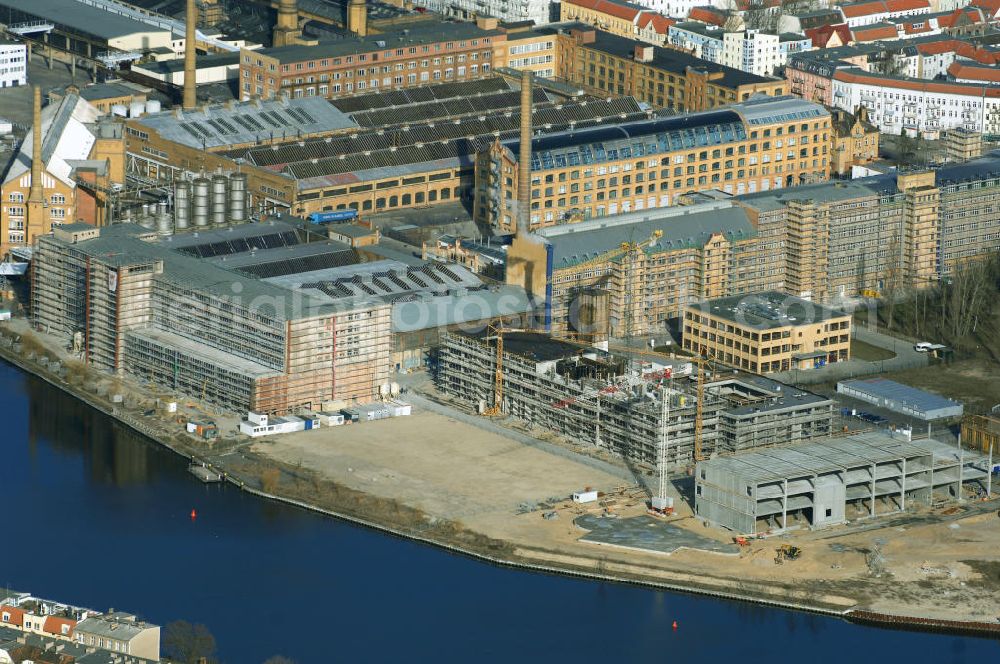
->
[436,330,836,468]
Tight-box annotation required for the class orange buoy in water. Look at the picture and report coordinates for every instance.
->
[672,621,678,631]
[190,509,198,520]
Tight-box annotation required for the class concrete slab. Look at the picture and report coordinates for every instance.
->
[576,514,740,556]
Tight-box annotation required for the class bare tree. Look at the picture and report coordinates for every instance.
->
[162,620,217,664]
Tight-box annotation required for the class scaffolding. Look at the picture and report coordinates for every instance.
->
[437,332,833,467]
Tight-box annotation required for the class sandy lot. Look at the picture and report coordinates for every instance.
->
[253,411,625,526]
[251,406,1000,622]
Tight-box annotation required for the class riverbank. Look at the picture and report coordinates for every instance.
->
[2,329,999,638]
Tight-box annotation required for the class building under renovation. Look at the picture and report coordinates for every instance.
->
[695,431,991,534]
[436,331,834,466]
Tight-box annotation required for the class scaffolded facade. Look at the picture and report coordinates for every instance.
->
[437,331,833,466]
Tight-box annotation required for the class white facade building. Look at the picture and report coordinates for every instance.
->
[832,67,1000,137]
[0,41,26,88]
[428,0,552,25]
[838,0,931,27]
[722,30,781,76]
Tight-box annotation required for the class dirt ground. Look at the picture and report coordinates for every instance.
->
[253,408,1000,622]
[882,360,1000,413]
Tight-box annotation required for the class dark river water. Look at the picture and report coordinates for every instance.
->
[1,359,997,663]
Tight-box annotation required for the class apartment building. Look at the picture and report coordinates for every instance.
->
[558,0,675,46]
[837,0,930,27]
[670,24,811,77]
[74,613,160,661]
[556,26,787,111]
[721,30,783,77]
[0,41,26,88]
[475,95,831,232]
[830,105,880,176]
[239,22,503,101]
[831,67,1000,137]
[683,291,852,373]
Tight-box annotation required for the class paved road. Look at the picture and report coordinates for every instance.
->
[770,325,929,386]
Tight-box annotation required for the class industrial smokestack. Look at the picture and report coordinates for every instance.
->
[183,0,197,110]
[517,70,532,236]
[28,86,43,204]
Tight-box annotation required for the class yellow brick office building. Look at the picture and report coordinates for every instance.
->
[476,95,831,233]
[554,27,786,112]
[682,292,852,373]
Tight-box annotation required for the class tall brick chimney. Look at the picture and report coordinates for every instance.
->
[517,69,533,236]
[28,86,44,204]
[183,0,197,109]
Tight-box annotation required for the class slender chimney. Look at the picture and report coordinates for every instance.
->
[183,0,197,110]
[28,86,44,204]
[516,70,533,236]
[348,0,368,37]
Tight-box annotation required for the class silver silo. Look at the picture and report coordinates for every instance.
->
[228,172,248,225]
[211,173,229,228]
[156,200,173,236]
[138,203,155,229]
[192,177,211,228]
[174,181,192,232]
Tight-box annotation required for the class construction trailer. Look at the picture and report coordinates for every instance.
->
[695,431,991,535]
[436,331,835,466]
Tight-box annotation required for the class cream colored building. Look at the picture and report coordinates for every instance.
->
[476,95,832,232]
[683,291,852,373]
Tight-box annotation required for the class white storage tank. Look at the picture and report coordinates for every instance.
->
[129,102,145,117]
[146,99,162,114]
[111,104,128,117]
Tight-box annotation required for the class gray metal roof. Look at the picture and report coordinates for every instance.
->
[53,223,380,320]
[258,22,500,63]
[535,202,756,269]
[837,378,961,414]
[695,290,848,329]
[132,97,358,150]
[0,0,167,41]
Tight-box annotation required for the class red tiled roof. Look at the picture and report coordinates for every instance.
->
[948,61,1000,83]
[901,20,933,34]
[834,68,1000,97]
[954,41,1000,64]
[804,23,853,47]
[914,38,963,55]
[936,7,984,26]
[851,23,899,40]
[42,616,76,638]
[637,12,675,32]
[0,606,25,628]
[970,0,1000,16]
[886,0,929,11]
[841,0,928,17]
[687,6,727,25]
[565,0,642,21]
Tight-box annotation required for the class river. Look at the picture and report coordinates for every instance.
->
[1,359,996,663]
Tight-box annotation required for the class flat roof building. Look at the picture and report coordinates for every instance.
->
[239,21,505,101]
[695,431,989,534]
[683,291,852,374]
[837,378,964,420]
[0,0,173,53]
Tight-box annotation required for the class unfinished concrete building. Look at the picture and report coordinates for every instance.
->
[437,331,834,466]
[695,431,991,534]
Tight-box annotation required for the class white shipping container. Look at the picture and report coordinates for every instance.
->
[572,490,599,504]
